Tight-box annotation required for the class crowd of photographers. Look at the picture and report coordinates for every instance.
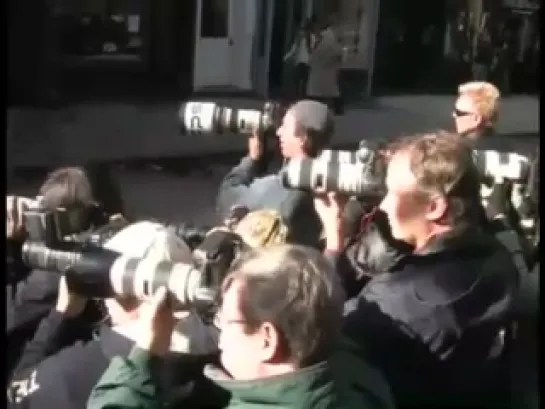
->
[6,81,539,409]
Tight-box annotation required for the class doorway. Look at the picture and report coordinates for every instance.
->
[193,0,235,88]
[148,0,197,98]
[168,0,197,96]
[268,0,289,98]
[373,0,448,94]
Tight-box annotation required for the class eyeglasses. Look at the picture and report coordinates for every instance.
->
[453,108,474,117]
[213,314,247,330]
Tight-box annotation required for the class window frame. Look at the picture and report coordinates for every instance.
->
[54,0,152,71]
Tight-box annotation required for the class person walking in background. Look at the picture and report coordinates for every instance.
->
[492,40,512,95]
[307,19,344,115]
[472,26,494,82]
[283,20,315,99]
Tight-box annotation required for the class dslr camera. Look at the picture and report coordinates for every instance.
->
[178,101,285,135]
[21,221,247,317]
[21,195,121,255]
[7,197,120,286]
[22,199,106,249]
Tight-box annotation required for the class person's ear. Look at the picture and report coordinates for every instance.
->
[425,196,448,222]
[258,322,283,363]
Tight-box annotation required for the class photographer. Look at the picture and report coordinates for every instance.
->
[216,100,334,248]
[453,82,537,250]
[7,208,296,409]
[7,166,126,376]
[86,245,394,409]
[7,224,220,409]
[317,132,520,408]
[452,81,499,141]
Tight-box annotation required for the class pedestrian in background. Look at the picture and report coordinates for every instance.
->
[307,19,344,115]
[284,19,315,99]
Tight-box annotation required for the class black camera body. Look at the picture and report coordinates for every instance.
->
[23,206,95,248]
[7,199,109,282]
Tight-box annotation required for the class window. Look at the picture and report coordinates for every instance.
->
[55,0,146,65]
[201,0,228,37]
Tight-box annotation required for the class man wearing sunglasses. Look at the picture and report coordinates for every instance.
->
[453,81,500,141]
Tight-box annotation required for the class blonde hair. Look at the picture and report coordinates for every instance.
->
[458,81,501,125]
[234,209,289,248]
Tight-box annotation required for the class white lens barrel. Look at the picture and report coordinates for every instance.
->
[109,256,201,308]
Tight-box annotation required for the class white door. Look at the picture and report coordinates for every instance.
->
[193,0,234,89]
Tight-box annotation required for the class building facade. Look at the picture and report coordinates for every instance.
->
[8,0,538,107]
[369,0,540,93]
[8,0,381,106]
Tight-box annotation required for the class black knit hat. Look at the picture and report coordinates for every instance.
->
[289,100,334,149]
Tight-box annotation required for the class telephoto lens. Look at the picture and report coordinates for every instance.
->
[21,242,121,298]
[178,101,283,135]
[281,158,385,198]
[21,241,211,310]
[318,150,359,164]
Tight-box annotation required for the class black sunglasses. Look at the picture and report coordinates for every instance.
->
[453,108,474,117]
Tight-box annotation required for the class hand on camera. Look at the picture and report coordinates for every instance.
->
[314,192,348,229]
[136,287,176,356]
[224,205,250,229]
[248,129,264,161]
[6,195,34,240]
[314,192,348,252]
[55,276,89,318]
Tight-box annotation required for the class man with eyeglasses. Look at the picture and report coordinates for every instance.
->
[316,132,520,408]
[86,245,394,409]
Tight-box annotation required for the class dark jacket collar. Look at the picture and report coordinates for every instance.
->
[415,224,491,257]
[464,127,496,143]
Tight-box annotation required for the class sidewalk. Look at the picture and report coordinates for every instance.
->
[8,95,539,168]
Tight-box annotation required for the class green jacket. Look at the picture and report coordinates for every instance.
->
[87,340,394,409]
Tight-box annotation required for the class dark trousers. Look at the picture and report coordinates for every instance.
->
[293,63,309,98]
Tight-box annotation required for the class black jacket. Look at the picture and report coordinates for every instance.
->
[339,226,519,408]
[216,156,322,248]
[6,269,61,377]
[339,209,413,297]
[7,311,221,409]
[6,269,103,378]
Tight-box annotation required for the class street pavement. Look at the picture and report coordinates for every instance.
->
[9,94,539,226]
[8,95,539,168]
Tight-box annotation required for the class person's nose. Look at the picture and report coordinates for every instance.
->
[378,197,387,213]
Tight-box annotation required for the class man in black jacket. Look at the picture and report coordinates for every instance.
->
[317,131,520,408]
